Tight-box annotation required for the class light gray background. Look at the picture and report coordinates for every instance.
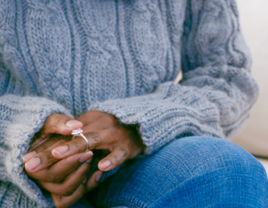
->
[231,0,268,159]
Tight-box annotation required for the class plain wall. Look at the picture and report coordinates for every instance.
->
[231,0,268,157]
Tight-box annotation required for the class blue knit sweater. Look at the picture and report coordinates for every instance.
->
[0,0,258,207]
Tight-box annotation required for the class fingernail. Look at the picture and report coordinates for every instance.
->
[66,120,82,129]
[52,146,68,157]
[25,157,40,172]
[100,160,111,170]
[79,151,93,163]
[23,151,36,162]
[82,177,87,184]
[95,171,102,182]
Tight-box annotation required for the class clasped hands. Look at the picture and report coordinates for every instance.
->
[22,111,145,208]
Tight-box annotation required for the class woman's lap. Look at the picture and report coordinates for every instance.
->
[75,136,268,208]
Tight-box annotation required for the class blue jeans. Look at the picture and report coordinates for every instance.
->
[73,136,268,207]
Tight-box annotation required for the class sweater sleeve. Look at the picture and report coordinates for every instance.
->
[89,0,258,154]
[0,70,72,207]
[0,1,72,206]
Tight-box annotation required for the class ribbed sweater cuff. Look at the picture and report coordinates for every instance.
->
[1,95,71,207]
[89,82,224,154]
[0,181,38,207]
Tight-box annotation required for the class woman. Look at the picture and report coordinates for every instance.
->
[0,0,267,207]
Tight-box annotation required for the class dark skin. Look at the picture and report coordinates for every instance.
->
[23,111,145,208]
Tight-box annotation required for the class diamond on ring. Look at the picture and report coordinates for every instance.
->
[71,128,83,136]
[71,129,89,152]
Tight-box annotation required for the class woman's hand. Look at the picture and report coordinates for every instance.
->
[52,110,145,172]
[24,110,145,176]
[25,133,93,184]
[23,113,83,172]
[23,113,83,164]
[23,113,103,208]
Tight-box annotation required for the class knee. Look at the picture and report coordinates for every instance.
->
[159,136,267,180]
[156,136,268,204]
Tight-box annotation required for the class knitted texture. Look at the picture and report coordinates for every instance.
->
[0,0,258,207]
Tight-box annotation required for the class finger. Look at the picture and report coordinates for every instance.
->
[23,134,65,163]
[22,151,37,163]
[24,134,93,173]
[24,136,70,172]
[28,132,51,153]
[86,170,102,193]
[38,161,90,196]
[98,144,130,172]
[51,184,86,208]
[78,110,117,130]
[43,113,83,135]
[51,131,104,159]
[76,110,103,125]
[26,151,93,182]
[23,113,83,163]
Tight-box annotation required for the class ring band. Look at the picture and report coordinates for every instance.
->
[71,129,89,152]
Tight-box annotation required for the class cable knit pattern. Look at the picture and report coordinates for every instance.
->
[0,0,258,207]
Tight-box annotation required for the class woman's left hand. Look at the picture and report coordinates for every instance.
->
[51,110,145,172]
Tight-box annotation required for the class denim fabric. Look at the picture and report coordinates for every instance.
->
[74,136,268,208]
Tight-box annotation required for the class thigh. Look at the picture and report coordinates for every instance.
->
[87,136,268,208]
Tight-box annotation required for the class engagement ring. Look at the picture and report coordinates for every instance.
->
[71,129,89,152]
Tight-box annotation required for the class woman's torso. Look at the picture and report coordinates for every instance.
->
[0,0,187,117]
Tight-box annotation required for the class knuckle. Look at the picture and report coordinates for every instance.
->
[102,115,116,126]
[58,138,67,145]
[43,150,53,160]
[35,154,48,164]
[86,110,94,117]
[106,153,119,165]
[111,154,119,162]
[42,128,51,135]
[70,140,81,149]
[57,138,67,146]
[58,137,70,146]
[45,114,59,127]
[52,117,62,129]
[62,184,77,196]
[108,144,115,152]
[88,110,99,116]
[45,172,58,183]
[87,132,99,143]
[45,114,55,124]
[84,110,99,120]
[58,186,67,196]
[37,143,48,152]
[119,146,129,158]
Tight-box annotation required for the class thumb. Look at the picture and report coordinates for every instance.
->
[43,113,83,135]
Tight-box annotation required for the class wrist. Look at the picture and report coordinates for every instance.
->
[115,117,145,153]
